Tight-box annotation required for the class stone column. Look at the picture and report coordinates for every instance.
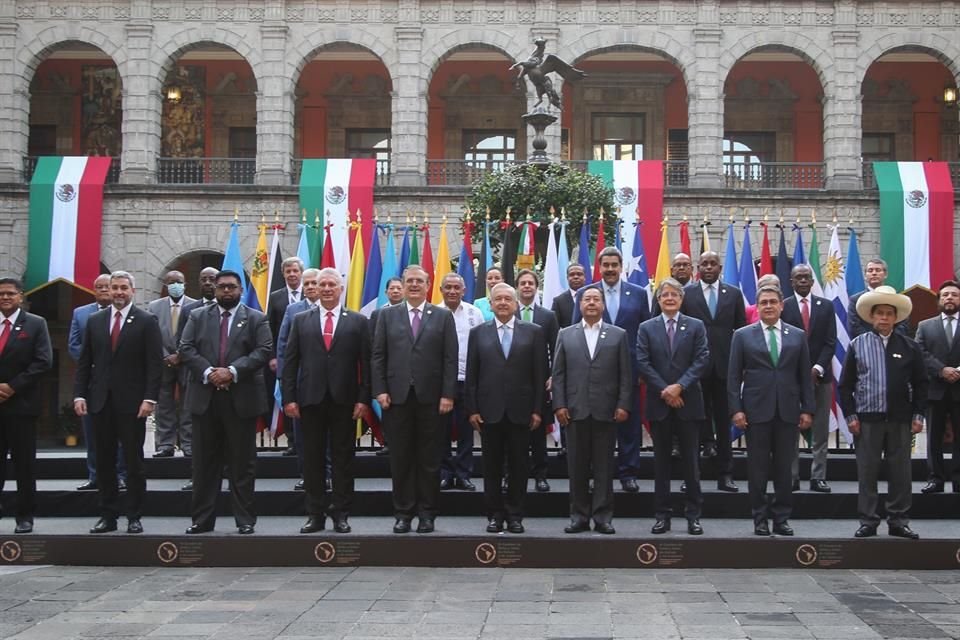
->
[0,15,26,183]
[391,25,428,186]
[120,19,160,184]
[255,23,293,186]
[687,27,723,188]
[823,29,862,190]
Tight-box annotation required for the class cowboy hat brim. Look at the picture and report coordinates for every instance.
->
[855,286,913,324]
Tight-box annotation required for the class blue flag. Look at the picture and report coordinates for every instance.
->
[792,224,806,267]
[846,228,866,297]
[398,226,411,271]
[722,223,739,287]
[627,222,649,288]
[775,227,793,297]
[222,221,249,289]
[578,220,593,286]
[614,219,622,252]
[557,221,570,281]
[458,229,476,304]
[738,223,757,305]
[360,228,382,316]
[377,226,398,308]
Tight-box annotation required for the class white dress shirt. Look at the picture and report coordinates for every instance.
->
[449,301,483,380]
[794,293,824,376]
[320,303,342,337]
[107,303,134,336]
[582,319,602,358]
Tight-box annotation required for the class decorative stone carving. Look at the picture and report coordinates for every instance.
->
[319,9,336,21]
[51,6,68,18]
[81,6,99,20]
[286,6,304,21]
[185,6,202,20]
[421,9,439,22]
[487,9,504,23]
[16,5,35,19]
[249,7,264,21]
[889,12,907,25]
[784,12,801,24]
[454,10,472,22]
[152,6,170,20]
[351,9,369,22]
[217,8,235,21]
[638,10,657,23]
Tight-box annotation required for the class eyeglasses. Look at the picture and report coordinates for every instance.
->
[0,292,20,298]
[215,283,239,291]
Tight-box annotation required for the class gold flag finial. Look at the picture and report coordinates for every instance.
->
[233,207,239,222]
[300,208,307,223]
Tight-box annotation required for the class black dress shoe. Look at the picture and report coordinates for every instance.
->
[854,524,877,538]
[535,478,550,492]
[325,478,333,492]
[439,478,452,491]
[152,449,174,458]
[921,481,945,494]
[620,478,639,493]
[773,522,794,536]
[416,519,435,534]
[282,447,297,457]
[127,519,143,534]
[375,446,390,457]
[486,518,503,533]
[457,478,477,492]
[14,521,32,534]
[185,523,214,534]
[680,481,688,493]
[651,519,671,534]
[90,518,117,534]
[507,521,524,534]
[810,479,831,493]
[76,480,97,491]
[889,525,919,540]
[595,522,616,535]
[671,445,681,459]
[701,443,718,458]
[333,518,351,534]
[717,477,739,492]
[237,524,255,535]
[300,517,326,534]
[118,481,127,492]
[564,521,590,534]
[687,519,704,536]
[754,521,771,536]
[953,481,960,493]
[181,481,193,491]
[393,519,411,534]
[294,480,305,491]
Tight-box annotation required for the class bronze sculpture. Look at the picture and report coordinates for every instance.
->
[510,38,586,110]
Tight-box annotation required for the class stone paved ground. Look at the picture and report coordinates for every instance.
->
[0,566,958,640]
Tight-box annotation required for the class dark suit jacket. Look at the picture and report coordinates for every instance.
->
[727,321,815,424]
[516,304,559,364]
[464,320,546,425]
[572,281,650,364]
[848,289,910,339]
[0,311,52,417]
[147,295,196,356]
[681,281,746,379]
[839,331,928,422]
[74,305,164,415]
[916,315,960,401]
[275,298,313,376]
[781,294,837,383]
[175,297,214,349]
[551,290,575,329]
[552,322,632,422]
[180,303,272,418]
[636,314,710,422]
[281,306,371,407]
[371,302,458,404]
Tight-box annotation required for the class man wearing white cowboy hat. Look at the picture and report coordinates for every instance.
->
[838,285,928,540]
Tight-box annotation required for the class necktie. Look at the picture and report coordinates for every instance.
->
[707,285,717,318]
[800,298,810,332]
[948,316,955,343]
[411,308,421,338]
[0,319,11,353]
[606,288,619,323]
[667,318,676,352]
[767,325,779,366]
[522,306,532,322]
[323,311,334,350]
[170,304,180,332]
[290,290,299,304]
[110,311,122,351]
[500,324,512,358]
[218,311,230,367]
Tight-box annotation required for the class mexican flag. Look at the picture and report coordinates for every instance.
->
[874,161,954,291]
[298,159,377,278]
[587,160,664,280]
[25,156,112,292]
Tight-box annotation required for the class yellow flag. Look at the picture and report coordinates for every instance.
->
[249,224,269,312]
[346,222,365,312]
[431,221,451,302]
[654,222,671,288]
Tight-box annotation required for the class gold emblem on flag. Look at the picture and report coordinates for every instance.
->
[615,186,636,205]
[823,254,843,285]
[326,186,346,205]
[905,190,926,208]
[251,249,268,277]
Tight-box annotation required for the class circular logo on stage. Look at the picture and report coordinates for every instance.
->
[56,184,76,203]
[954,547,960,565]
[615,186,636,206]
[157,542,179,564]
[475,542,497,564]
[325,186,346,205]
[905,190,927,209]
[636,543,658,565]
[314,542,336,564]
[795,544,818,566]
[0,541,22,563]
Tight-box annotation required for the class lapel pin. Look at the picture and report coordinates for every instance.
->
[721,289,727,294]
[893,353,902,358]
[426,309,433,315]
[14,326,22,332]
[625,290,631,296]
[680,325,686,331]
[784,328,789,335]
[126,318,133,324]
[816,300,822,306]
[236,321,245,328]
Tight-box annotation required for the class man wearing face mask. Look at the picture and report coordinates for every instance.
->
[148,270,196,458]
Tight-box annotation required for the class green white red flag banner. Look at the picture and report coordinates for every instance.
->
[874,161,954,292]
[25,156,112,292]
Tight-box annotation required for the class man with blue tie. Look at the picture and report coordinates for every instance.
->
[572,247,649,493]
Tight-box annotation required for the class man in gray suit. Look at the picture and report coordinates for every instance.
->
[553,287,632,535]
[147,270,196,458]
[728,284,814,537]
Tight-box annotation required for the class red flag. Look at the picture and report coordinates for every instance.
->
[592,216,606,282]
[420,224,435,302]
[759,223,773,276]
[320,225,336,269]
[679,220,691,256]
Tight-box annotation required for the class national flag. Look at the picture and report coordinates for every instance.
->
[775,227,793,297]
[700,222,712,254]
[500,216,516,286]
[398,225,412,271]
[431,221,451,303]
[557,219,570,282]
[517,218,539,264]
[807,224,824,297]
[410,225,420,265]
[613,219,622,252]
[792,223,806,267]
[420,223,434,300]
[269,381,284,438]
[758,223,773,276]
[653,221,671,288]
[320,225,336,270]
[221,220,249,290]
[361,225,382,317]
[679,220,691,256]
[542,221,563,311]
[476,219,493,300]
[846,227,866,298]
[591,215,606,283]
[722,223,739,286]
[627,221,649,288]
[457,220,476,303]
[377,224,398,308]
[822,225,853,445]
[243,223,269,311]
[25,156,112,292]
[874,161,955,291]
[738,223,757,305]
[577,217,593,286]
[588,160,665,277]
[346,218,366,311]
[267,223,284,297]
[296,213,312,267]
[298,158,377,261]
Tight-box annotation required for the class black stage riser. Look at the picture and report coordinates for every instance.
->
[0,535,958,570]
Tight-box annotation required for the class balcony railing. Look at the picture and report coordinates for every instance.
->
[156,157,256,185]
[290,158,391,186]
[724,162,826,190]
[563,160,689,187]
[23,156,120,184]
[427,159,691,187]
[863,161,960,189]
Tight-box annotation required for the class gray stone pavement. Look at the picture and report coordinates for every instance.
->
[0,565,958,640]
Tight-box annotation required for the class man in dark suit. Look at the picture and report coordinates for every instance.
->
[466,282,546,533]
[368,277,404,458]
[681,250,746,492]
[782,264,837,493]
[180,270,272,535]
[516,269,559,492]
[0,278,52,533]
[550,263,586,329]
[74,271,163,535]
[915,280,960,494]
[572,247,649,492]
[728,284,815,537]
[268,257,304,456]
[283,267,370,534]
[636,278,710,536]
[372,265,458,534]
[847,258,910,339]
[554,287,632,534]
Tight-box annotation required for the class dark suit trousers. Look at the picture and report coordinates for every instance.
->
[701,372,734,476]
[384,388,442,521]
[441,383,474,482]
[191,391,257,528]
[651,416,701,520]
[926,397,960,483]
[528,420,548,481]
[301,401,355,517]
[616,372,642,480]
[93,397,146,521]
[745,420,796,524]
[83,413,126,484]
[481,420,528,522]
[0,415,37,522]
[856,420,912,528]
[566,418,617,525]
